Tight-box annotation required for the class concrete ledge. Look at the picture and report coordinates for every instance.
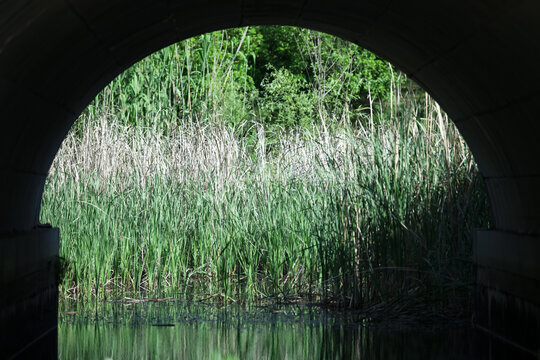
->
[475,229,540,285]
[474,230,540,358]
[0,226,59,359]
[0,226,58,307]
[476,284,540,359]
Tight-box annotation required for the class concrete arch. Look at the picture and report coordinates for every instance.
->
[0,0,539,356]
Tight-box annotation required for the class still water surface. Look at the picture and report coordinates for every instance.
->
[58,298,510,359]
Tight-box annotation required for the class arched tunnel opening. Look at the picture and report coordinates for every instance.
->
[41,23,491,311]
[1,1,539,357]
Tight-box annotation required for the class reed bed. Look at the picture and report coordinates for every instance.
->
[41,92,489,320]
[42,26,490,320]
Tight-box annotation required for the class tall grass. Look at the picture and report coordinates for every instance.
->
[82,28,254,132]
[41,26,490,320]
[41,83,489,319]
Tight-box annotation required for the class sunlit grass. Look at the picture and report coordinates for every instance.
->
[41,92,489,319]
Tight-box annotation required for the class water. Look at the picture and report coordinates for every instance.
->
[58,298,522,359]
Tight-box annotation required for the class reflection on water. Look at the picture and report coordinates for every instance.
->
[57,299,510,359]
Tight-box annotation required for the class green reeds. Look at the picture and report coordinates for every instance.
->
[41,89,489,318]
[81,28,255,133]
[41,27,490,318]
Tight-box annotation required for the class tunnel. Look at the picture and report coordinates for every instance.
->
[1,0,539,357]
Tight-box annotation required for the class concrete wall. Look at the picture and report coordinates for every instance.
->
[0,0,539,356]
[0,227,58,358]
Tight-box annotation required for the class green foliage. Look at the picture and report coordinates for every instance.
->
[247,26,308,88]
[259,66,315,127]
[81,26,401,132]
[300,29,403,125]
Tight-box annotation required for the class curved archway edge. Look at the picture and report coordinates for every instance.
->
[0,0,538,356]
